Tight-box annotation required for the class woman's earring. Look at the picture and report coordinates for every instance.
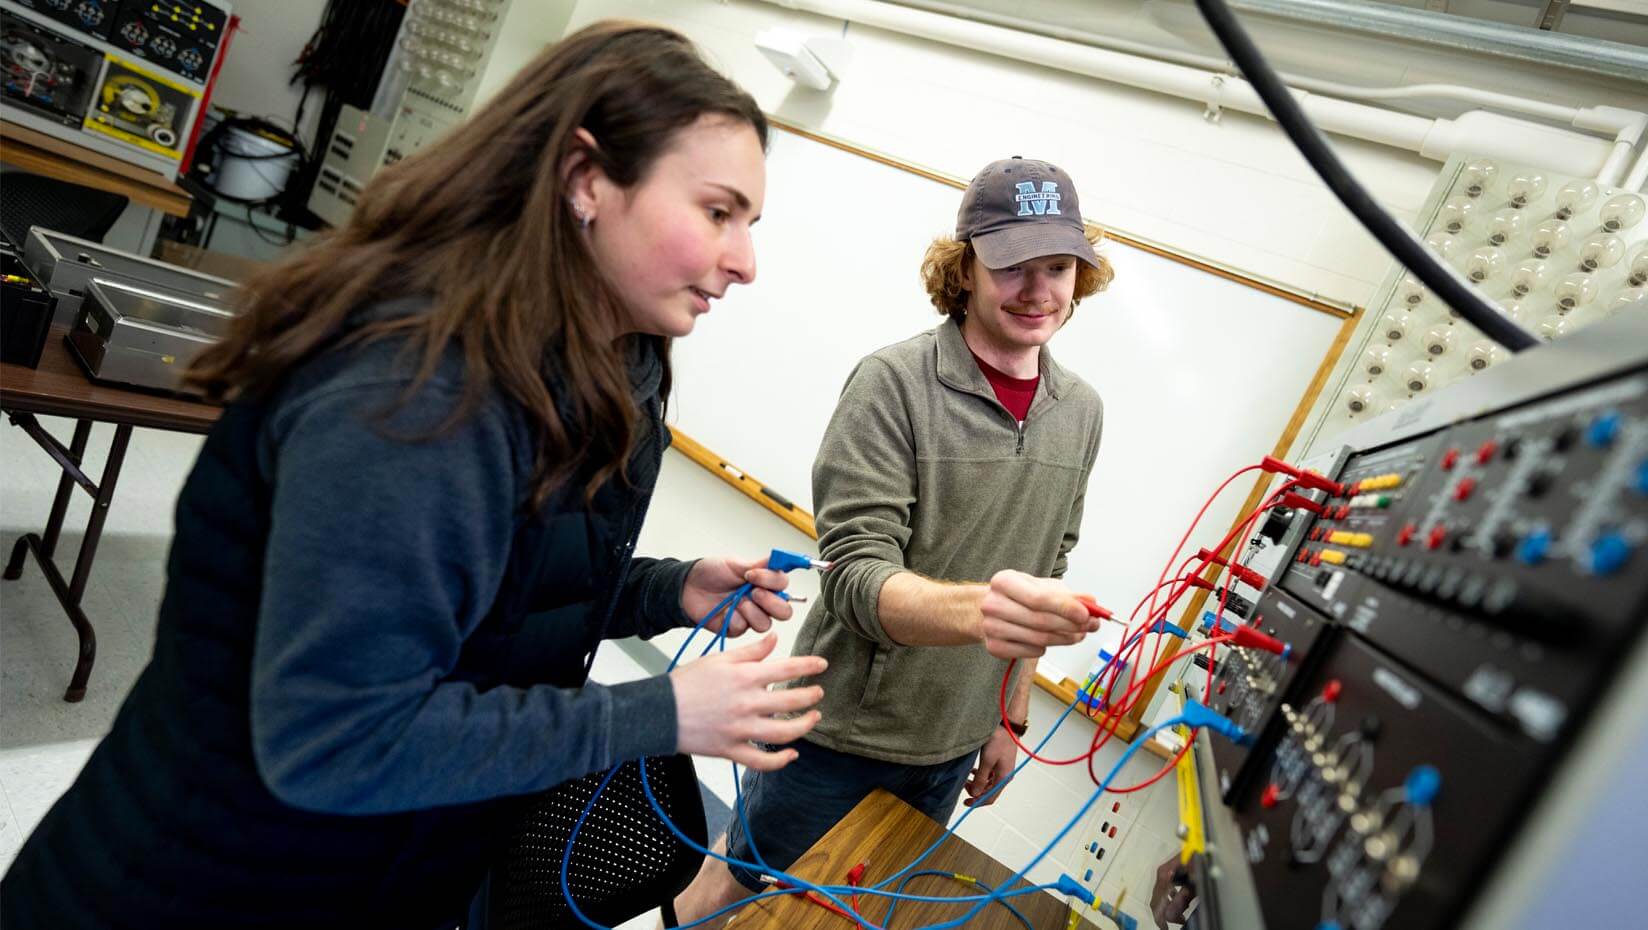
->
[568,199,591,230]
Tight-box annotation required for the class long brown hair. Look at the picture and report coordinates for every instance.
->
[188,21,768,505]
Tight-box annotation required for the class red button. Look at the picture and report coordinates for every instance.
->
[1297,548,1311,563]
[1346,481,1363,496]
[1441,448,1461,471]
[1261,784,1280,809]
[1476,440,1499,465]
[1426,526,1448,550]
[1397,523,1417,546]
[1336,505,1352,520]
[1454,477,1477,501]
[1323,679,1342,703]
[1310,550,1324,566]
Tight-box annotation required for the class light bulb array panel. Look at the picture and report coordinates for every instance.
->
[1331,161,1647,429]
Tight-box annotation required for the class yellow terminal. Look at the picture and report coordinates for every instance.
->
[1319,550,1348,565]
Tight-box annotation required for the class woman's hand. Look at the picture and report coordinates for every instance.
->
[670,634,826,770]
[682,556,796,637]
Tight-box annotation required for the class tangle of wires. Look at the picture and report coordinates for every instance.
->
[292,0,406,115]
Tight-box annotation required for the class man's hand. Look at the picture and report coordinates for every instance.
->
[980,569,1100,659]
[962,726,1019,807]
[1150,853,1196,928]
[682,556,795,636]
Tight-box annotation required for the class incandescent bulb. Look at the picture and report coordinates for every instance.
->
[1486,209,1525,246]
[1510,259,1548,297]
[1578,234,1625,271]
[1611,288,1647,316]
[1460,160,1498,199]
[1423,325,1455,357]
[1600,194,1646,232]
[1347,386,1379,415]
[1403,361,1434,393]
[1466,341,1500,371]
[1362,345,1393,377]
[1398,274,1427,307]
[1439,196,1475,234]
[1381,311,1412,342]
[1553,180,1600,220]
[1538,314,1571,340]
[1466,247,1506,283]
[1555,273,1597,311]
[1424,233,1457,260]
[1497,296,1525,319]
[1531,219,1571,258]
[1630,242,1648,286]
[1507,173,1547,208]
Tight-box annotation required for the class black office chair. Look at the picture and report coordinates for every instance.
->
[0,171,130,247]
[486,754,709,929]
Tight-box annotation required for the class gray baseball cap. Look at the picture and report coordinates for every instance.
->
[956,157,1099,270]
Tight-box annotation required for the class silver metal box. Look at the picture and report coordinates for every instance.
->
[66,277,235,395]
[22,226,236,327]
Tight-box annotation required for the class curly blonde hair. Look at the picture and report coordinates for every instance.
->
[920,225,1114,321]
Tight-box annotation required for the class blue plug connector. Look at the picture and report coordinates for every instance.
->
[1181,697,1254,745]
[1055,873,1094,905]
[768,548,832,573]
[1150,620,1190,639]
[1099,902,1139,930]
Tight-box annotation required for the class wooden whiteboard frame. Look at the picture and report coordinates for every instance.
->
[668,117,1364,747]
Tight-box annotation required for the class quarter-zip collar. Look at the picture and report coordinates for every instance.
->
[934,315,1071,422]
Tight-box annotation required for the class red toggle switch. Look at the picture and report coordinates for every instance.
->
[1335,505,1352,521]
[1426,525,1448,550]
[1261,783,1280,809]
[1346,481,1363,497]
[1075,595,1113,620]
[1396,523,1418,547]
[1476,440,1499,465]
[1441,448,1461,471]
[1454,477,1477,502]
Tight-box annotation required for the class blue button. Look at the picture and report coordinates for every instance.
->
[1587,411,1622,448]
[1084,868,1094,882]
[1517,529,1552,566]
[1589,532,1633,575]
[1405,764,1443,806]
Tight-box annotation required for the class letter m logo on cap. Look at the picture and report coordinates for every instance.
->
[1014,181,1062,217]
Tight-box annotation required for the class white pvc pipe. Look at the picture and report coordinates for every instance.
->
[762,0,1618,177]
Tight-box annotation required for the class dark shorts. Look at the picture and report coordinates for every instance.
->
[722,738,978,892]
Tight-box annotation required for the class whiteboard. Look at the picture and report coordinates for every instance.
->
[668,127,1345,683]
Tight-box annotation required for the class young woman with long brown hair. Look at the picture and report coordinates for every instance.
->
[2,21,826,928]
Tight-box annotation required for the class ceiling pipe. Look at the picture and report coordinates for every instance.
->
[1231,0,1648,84]
[760,0,1619,178]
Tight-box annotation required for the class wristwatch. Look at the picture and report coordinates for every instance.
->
[1004,717,1028,738]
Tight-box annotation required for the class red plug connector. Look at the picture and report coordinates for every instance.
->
[1230,624,1289,657]
[1280,492,1328,517]
[1195,549,1267,589]
[1262,455,1346,497]
[1075,595,1114,620]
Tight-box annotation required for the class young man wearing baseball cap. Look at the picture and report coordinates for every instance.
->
[672,158,1114,926]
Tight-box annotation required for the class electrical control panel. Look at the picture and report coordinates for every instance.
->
[0,0,229,177]
[1194,312,1648,930]
[107,0,226,84]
